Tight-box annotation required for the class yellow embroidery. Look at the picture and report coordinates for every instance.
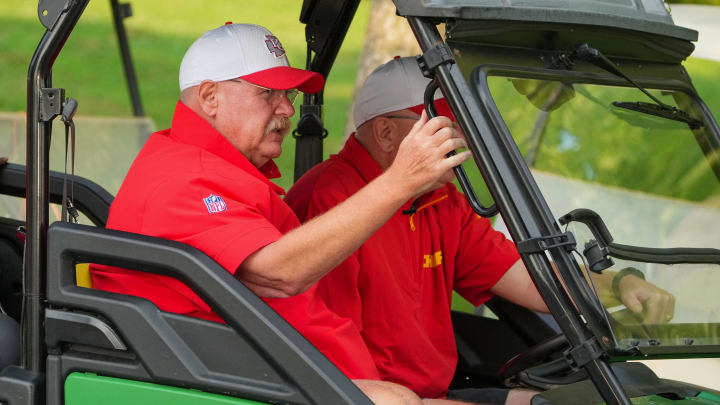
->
[423,251,443,268]
[408,195,448,231]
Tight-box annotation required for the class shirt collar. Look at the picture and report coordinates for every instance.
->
[168,101,285,195]
[337,134,446,211]
[337,133,384,185]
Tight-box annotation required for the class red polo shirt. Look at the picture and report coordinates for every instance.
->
[285,134,520,398]
[90,102,380,380]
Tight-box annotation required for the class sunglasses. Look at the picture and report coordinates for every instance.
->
[228,79,300,105]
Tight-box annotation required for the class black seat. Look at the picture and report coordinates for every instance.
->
[0,163,114,322]
[0,223,23,323]
[0,313,20,371]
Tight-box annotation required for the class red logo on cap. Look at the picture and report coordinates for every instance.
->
[264,35,286,58]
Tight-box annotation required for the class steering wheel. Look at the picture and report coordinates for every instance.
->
[497,333,589,390]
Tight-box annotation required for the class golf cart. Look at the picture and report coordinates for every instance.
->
[1,0,720,404]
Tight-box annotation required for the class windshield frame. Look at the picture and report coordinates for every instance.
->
[470,62,720,358]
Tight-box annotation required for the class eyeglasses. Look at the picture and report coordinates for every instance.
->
[384,114,460,130]
[384,115,420,121]
[228,79,299,105]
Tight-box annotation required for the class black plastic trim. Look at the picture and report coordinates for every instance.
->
[0,163,112,227]
[560,209,720,265]
[0,366,44,405]
[45,309,127,351]
[608,244,720,265]
[46,222,373,405]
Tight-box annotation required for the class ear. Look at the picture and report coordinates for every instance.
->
[196,80,219,118]
[371,117,400,154]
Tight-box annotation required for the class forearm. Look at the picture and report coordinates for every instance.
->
[238,114,470,297]
[588,271,617,306]
[239,172,411,297]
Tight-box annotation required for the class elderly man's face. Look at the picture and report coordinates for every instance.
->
[214,79,295,168]
[386,110,458,188]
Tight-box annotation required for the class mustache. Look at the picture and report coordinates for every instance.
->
[265,117,291,136]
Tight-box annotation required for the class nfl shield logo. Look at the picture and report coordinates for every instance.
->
[203,194,227,213]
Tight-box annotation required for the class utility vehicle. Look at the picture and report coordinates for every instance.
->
[1,0,719,404]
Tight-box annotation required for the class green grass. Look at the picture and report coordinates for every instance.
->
[0,0,369,190]
[685,58,720,118]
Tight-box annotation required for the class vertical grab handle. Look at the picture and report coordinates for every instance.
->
[424,80,498,218]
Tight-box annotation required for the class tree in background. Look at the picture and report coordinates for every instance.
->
[343,0,422,136]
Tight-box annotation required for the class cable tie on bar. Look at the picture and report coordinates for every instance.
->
[516,232,576,254]
[416,43,455,79]
[564,336,604,370]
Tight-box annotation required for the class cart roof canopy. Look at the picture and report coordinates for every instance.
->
[393,0,698,42]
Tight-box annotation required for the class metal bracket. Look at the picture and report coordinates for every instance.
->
[39,88,65,122]
[564,336,604,370]
[38,0,72,30]
[292,104,328,139]
[516,231,576,254]
[416,43,455,79]
[117,2,133,19]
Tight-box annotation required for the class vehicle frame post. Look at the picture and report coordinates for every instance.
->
[25,0,90,373]
[294,0,360,180]
[110,0,144,117]
[406,16,632,405]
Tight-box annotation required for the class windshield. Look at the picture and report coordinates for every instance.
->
[0,115,152,223]
[484,76,720,355]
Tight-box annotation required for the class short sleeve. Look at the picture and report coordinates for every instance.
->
[141,176,284,275]
[453,209,521,306]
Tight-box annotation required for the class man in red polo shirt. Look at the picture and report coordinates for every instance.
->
[285,57,676,405]
[91,25,470,404]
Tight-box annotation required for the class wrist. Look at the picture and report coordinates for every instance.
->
[376,169,416,203]
[611,267,645,300]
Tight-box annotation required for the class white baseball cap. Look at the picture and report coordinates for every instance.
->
[353,56,455,129]
[179,23,324,93]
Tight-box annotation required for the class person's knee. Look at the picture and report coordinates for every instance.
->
[505,388,538,405]
[353,379,423,405]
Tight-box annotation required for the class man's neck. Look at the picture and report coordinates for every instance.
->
[355,131,392,171]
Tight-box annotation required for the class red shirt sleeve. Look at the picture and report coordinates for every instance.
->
[453,203,521,306]
[264,286,380,380]
[286,176,380,379]
[141,177,284,275]
[288,175,366,334]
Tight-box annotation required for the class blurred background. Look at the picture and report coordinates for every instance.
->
[2,0,720,391]
[1,0,719,192]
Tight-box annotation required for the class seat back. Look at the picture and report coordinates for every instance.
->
[0,218,23,322]
[44,222,373,405]
[0,313,20,371]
